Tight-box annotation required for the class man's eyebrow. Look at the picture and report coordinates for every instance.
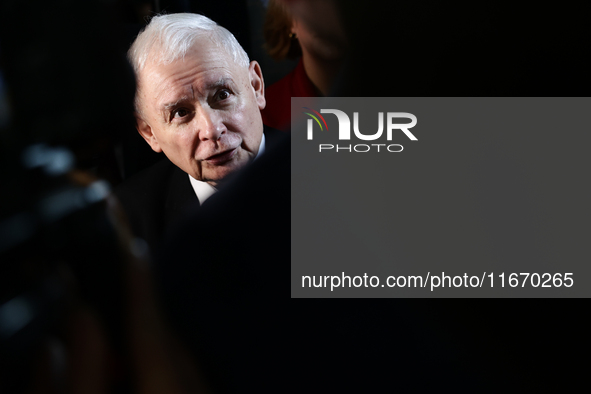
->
[162,96,191,110]
[160,85,195,110]
[207,77,234,89]
[160,79,232,110]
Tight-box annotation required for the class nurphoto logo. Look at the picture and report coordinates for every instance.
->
[303,107,418,153]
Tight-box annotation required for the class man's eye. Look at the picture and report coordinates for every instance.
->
[216,89,231,101]
[173,108,190,118]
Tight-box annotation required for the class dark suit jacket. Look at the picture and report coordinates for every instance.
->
[115,156,194,253]
[114,126,282,253]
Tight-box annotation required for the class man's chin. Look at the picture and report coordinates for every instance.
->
[200,163,247,186]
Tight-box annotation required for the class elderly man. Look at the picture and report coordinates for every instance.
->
[116,13,278,251]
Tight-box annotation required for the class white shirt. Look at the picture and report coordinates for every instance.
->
[188,133,266,204]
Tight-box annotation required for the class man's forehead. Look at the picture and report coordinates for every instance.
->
[137,38,250,113]
[142,46,242,87]
[145,36,232,72]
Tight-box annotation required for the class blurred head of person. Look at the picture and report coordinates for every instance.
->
[128,13,266,187]
[265,0,347,62]
[264,0,347,96]
[263,0,302,61]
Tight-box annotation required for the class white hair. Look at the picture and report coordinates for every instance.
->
[128,13,250,114]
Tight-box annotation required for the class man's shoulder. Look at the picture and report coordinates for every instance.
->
[115,157,180,201]
[114,157,196,250]
[114,157,195,220]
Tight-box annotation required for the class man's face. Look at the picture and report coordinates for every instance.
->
[136,38,266,186]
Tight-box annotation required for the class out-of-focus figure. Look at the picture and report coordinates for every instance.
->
[261,0,347,131]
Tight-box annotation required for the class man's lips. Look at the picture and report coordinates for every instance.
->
[203,147,238,165]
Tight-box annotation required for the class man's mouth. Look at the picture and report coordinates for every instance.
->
[203,147,238,165]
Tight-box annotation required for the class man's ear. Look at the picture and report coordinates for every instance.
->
[135,116,162,153]
[249,61,266,110]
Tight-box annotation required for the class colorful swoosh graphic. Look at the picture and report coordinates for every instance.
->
[302,107,329,131]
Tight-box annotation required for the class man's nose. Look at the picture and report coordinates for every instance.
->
[197,108,226,141]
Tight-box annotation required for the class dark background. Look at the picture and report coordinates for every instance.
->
[0,0,589,392]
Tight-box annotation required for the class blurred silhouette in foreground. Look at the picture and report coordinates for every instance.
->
[156,131,290,394]
[0,2,207,393]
